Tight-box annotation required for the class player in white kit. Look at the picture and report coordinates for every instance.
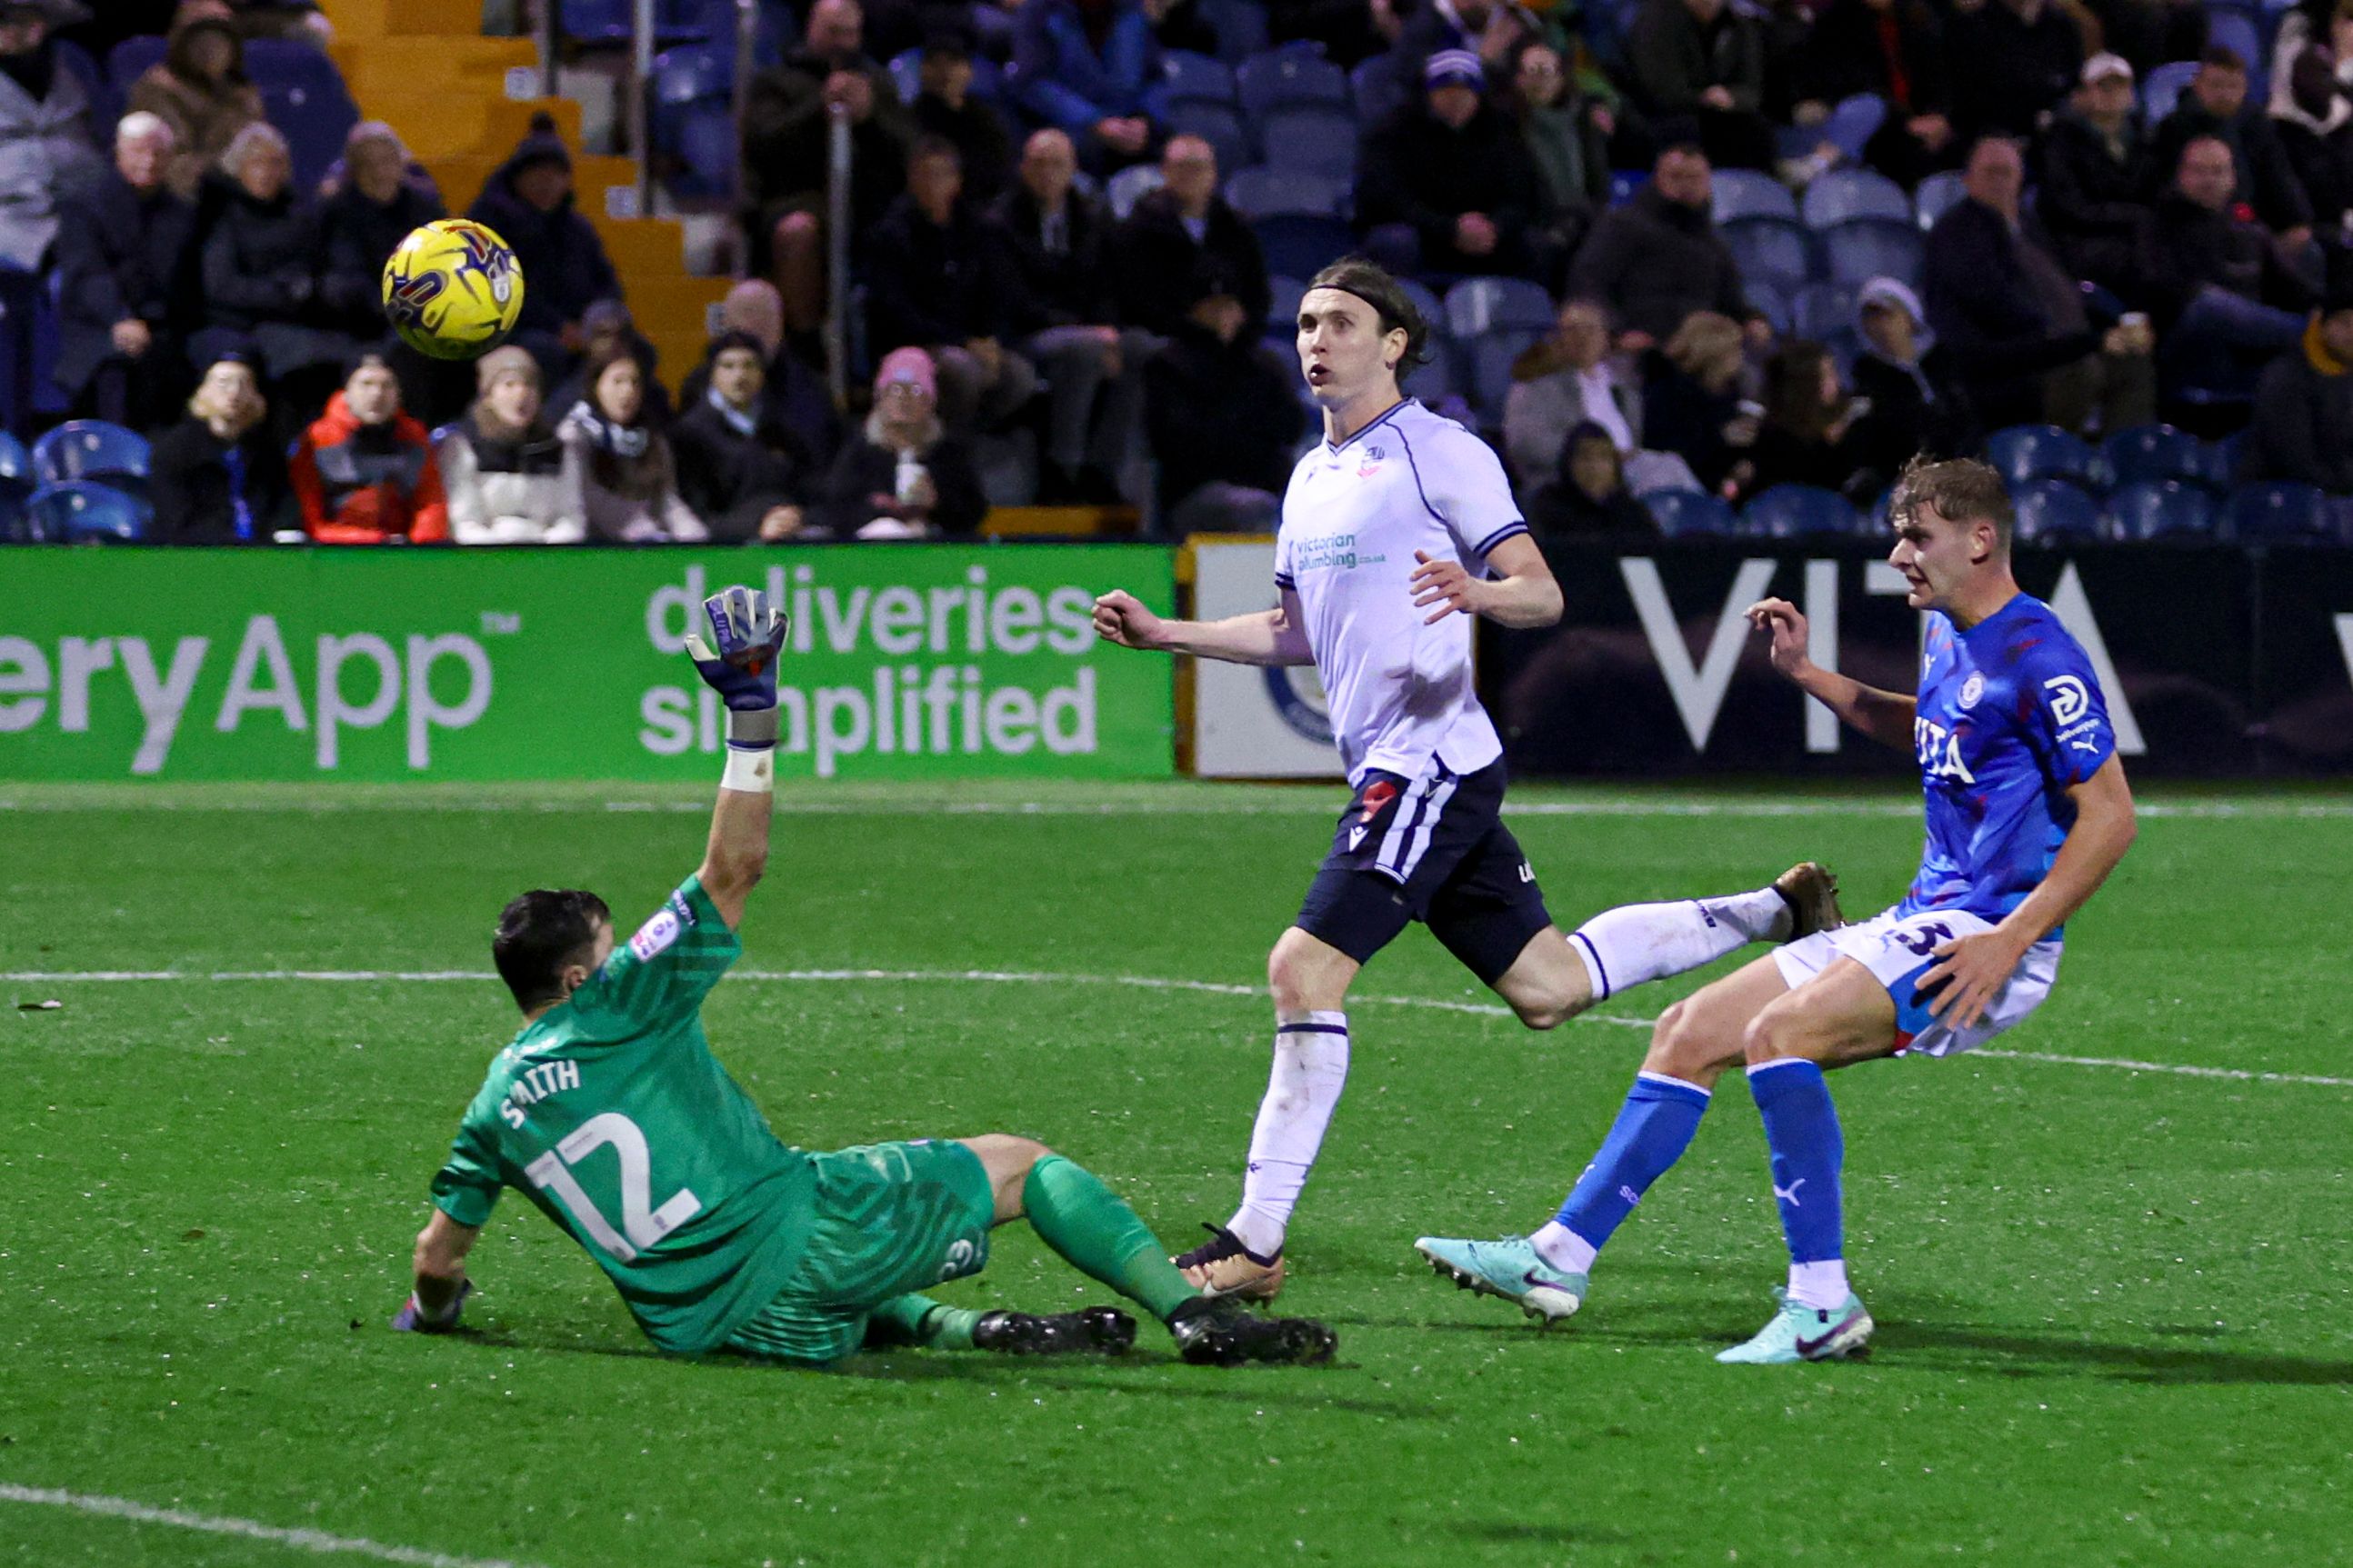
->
[1092,259,1844,1300]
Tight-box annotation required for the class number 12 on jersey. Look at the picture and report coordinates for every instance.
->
[525,1112,702,1263]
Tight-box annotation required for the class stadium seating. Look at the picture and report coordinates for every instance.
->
[1225,166,1347,219]
[1266,274,1307,335]
[1443,275,1555,340]
[2104,424,2214,492]
[1168,101,1252,178]
[562,0,714,45]
[1236,47,1350,119]
[1349,55,1406,129]
[2142,60,2201,123]
[1257,104,1358,178]
[1249,214,1357,282]
[1396,276,1446,335]
[1819,217,1923,289]
[1914,170,1967,231]
[1467,329,1543,424]
[653,45,736,196]
[1642,488,1737,536]
[2228,481,2340,543]
[1742,483,1858,538]
[1986,424,2099,490]
[1800,167,1911,230]
[2012,477,2105,543]
[1745,276,1794,336]
[1793,281,1858,345]
[2205,5,2266,93]
[1712,168,1801,225]
[1402,347,1457,405]
[0,429,31,536]
[31,421,149,494]
[1106,163,1165,219]
[1821,95,1887,164]
[2104,480,2218,541]
[1164,50,1237,106]
[25,481,151,544]
[1201,0,1271,62]
[1721,215,1816,291]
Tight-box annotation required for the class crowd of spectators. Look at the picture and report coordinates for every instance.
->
[13,0,2353,546]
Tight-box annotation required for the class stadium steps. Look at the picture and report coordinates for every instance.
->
[318,0,720,385]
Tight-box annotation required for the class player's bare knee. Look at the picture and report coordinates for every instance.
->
[1741,1007,1802,1066]
[1512,991,1574,1032]
[1266,932,1339,1014]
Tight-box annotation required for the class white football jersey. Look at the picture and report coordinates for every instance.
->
[1275,399,1529,784]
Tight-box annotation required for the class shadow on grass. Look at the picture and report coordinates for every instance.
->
[1885,1323,2353,1386]
[1447,1522,1635,1548]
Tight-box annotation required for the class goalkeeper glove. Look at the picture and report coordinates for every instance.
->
[391,1279,471,1333]
[684,585,789,713]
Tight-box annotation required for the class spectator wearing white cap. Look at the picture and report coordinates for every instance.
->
[1357,50,1546,279]
[2039,53,2157,295]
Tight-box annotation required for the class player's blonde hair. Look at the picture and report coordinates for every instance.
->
[1891,455,2014,548]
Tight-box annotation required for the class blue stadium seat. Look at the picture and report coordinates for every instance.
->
[1249,214,1357,280]
[1467,329,1543,423]
[1350,55,1407,127]
[656,42,733,105]
[2011,478,2104,543]
[1643,488,1737,536]
[1742,484,1858,538]
[248,40,359,195]
[2206,6,2267,93]
[1712,168,1800,225]
[1443,275,1555,339]
[2205,429,2245,487]
[1801,166,1911,229]
[1721,215,1816,288]
[1202,0,1270,62]
[106,36,167,94]
[1169,101,1251,177]
[1822,94,1887,164]
[1225,166,1347,219]
[888,46,924,105]
[2228,481,2339,543]
[667,103,739,197]
[1267,274,1307,335]
[1236,46,1350,125]
[32,420,150,487]
[1165,49,1237,105]
[2103,479,2218,541]
[0,429,32,537]
[1986,424,2098,489]
[2143,59,2201,122]
[1257,104,1358,178]
[562,0,711,43]
[1609,170,1647,206]
[1744,276,1793,335]
[1402,346,1457,405]
[25,481,151,544]
[2103,424,2212,491]
[1819,217,1923,288]
[1793,281,1858,344]
[1915,170,1968,231]
[1395,275,1445,335]
[1106,162,1165,218]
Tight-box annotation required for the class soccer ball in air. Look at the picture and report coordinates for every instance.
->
[381,219,526,361]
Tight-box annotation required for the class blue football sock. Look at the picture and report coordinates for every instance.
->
[1747,1058,1845,1268]
[1547,1072,1711,1258]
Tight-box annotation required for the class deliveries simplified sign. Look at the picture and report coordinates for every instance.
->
[0,547,1176,781]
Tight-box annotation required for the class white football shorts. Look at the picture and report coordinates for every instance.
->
[1771,905,2062,1058]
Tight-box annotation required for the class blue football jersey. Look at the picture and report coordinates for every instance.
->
[1898,594,2116,931]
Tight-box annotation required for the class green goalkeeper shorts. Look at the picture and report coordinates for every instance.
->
[723,1139,996,1366]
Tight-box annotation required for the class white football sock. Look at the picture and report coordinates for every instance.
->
[1568,887,1791,1001]
[1529,1220,1597,1275]
[1227,1012,1349,1257]
[1787,1259,1851,1311]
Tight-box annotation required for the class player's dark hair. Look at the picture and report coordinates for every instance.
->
[493,889,612,1012]
[1891,455,2013,549]
[1306,256,1434,370]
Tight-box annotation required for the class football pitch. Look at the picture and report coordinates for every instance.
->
[4,779,2348,1568]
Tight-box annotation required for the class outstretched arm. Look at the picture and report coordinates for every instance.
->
[685,586,791,930]
[1747,596,1916,751]
[1093,586,1316,667]
[1919,754,2137,1030]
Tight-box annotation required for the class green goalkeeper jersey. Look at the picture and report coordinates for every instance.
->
[430,875,817,1354]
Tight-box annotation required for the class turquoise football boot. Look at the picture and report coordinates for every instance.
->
[1413,1235,1586,1325]
[1715,1288,1875,1363]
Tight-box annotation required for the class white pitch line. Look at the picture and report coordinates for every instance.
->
[0,1483,551,1568]
[9,965,2348,1088]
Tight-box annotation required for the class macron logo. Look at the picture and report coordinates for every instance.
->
[1348,826,1368,851]
[1774,1177,1806,1208]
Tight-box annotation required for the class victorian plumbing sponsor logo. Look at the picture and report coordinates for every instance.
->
[636,564,1106,778]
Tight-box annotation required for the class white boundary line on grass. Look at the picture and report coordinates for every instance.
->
[0,1483,551,1568]
[7,965,2350,1090]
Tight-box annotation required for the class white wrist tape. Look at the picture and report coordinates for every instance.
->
[722,745,775,793]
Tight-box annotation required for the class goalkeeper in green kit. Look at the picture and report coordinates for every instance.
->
[395,586,1334,1368]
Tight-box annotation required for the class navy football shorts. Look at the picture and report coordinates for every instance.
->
[1293,755,1555,985]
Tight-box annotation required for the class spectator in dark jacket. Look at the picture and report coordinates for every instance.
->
[194,121,352,380]
[1624,0,1773,170]
[126,0,261,200]
[1740,337,1875,502]
[1636,309,1751,494]
[671,332,819,542]
[1390,0,1529,96]
[2241,290,2353,487]
[1508,40,1611,275]
[545,299,673,428]
[2133,133,2317,390]
[2152,46,2317,236]
[993,126,1141,500]
[0,0,105,271]
[1142,261,1306,533]
[1847,275,1953,482]
[2268,43,2353,236]
[819,346,989,537]
[290,349,450,544]
[912,34,1013,205]
[675,278,844,464]
[1357,51,1547,278]
[319,121,445,339]
[1792,0,1957,187]
[1531,420,1661,534]
[2038,53,2158,294]
[1111,133,1271,335]
[466,113,623,378]
[865,136,1038,433]
[55,110,195,428]
[148,344,295,543]
[1567,139,1755,342]
[742,0,912,335]
[1947,0,2084,142]
[1923,135,2157,434]
[1010,0,1167,173]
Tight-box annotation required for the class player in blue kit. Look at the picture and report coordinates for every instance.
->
[1415,456,2139,1362]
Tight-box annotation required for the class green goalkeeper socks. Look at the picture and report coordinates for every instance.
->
[1022,1154,1198,1323]
[865,1293,981,1351]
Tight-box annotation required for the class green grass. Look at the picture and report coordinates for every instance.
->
[3,782,2348,1567]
